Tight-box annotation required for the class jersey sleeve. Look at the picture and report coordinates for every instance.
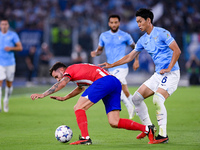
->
[98,33,104,47]
[134,38,144,52]
[126,33,134,45]
[159,29,174,46]
[63,66,73,80]
[13,32,20,44]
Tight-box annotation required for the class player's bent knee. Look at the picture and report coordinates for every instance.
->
[108,119,119,128]
[109,121,118,128]
[73,104,82,111]
[153,92,165,105]
[132,91,144,106]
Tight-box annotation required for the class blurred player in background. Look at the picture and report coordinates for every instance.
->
[99,8,181,144]
[0,18,23,112]
[25,45,37,87]
[71,44,88,64]
[38,42,53,85]
[30,62,156,145]
[91,14,139,119]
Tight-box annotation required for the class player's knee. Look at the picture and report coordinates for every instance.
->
[73,104,81,111]
[153,93,165,103]
[153,92,165,108]
[132,91,144,106]
[109,121,118,128]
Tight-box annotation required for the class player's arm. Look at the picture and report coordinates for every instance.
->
[4,42,23,52]
[30,76,70,100]
[159,40,181,74]
[99,50,140,69]
[91,46,103,57]
[129,42,140,71]
[50,86,85,101]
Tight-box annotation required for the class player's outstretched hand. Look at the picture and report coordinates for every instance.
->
[50,96,66,101]
[30,94,44,100]
[98,62,112,69]
[90,50,97,57]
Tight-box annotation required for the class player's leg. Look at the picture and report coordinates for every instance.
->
[152,70,180,144]
[0,65,6,112]
[132,73,161,139]
[4,65,15,112]
[152,88,169,144]
[70,96,94,145]
[4,80,13,112]
[132,84,155,139]
[0,80,3,112]
[107,110,156,144]
[70,76,114,145]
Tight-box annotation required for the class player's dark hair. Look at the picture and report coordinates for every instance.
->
[136,8,154,23]
[49,62,67,76]
[0,16,8,22]
[108,14,120,22]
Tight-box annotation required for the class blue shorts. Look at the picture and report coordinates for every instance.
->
[81,75,122,114]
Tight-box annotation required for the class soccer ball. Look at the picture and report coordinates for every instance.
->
[55,125,73,143]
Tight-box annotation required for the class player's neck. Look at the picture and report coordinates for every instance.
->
[110,29,119,33]
[146,24,154,35]
[1,30,8,34]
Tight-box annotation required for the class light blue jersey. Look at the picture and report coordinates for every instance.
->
[0,30,20,66]
[135,27,180,74]
[99,29,134,72]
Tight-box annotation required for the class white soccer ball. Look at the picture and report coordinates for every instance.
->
[55,125,73,143]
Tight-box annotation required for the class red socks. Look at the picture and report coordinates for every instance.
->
[118,118,146,132]
[75,109,89,139]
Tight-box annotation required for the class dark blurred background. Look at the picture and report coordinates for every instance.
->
[1,0,199,86]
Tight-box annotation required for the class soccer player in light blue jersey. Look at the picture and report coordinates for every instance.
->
[100,8,181,144]
[0,18,23,112]
[91,15,139,119]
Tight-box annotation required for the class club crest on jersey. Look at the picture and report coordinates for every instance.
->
[153,36,158,42]
[118,36,122,40]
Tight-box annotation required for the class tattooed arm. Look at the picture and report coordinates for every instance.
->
[30,77,70,100]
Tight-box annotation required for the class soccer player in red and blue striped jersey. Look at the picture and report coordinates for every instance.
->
[30,62,155,145]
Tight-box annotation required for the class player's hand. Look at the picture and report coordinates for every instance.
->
[159,68,171,75]
[4,47,12,52]
[98,62,112,69]
[50,96,66,101]
[30,94,44,100]
[90,51,97,57]
[133,60,139,71]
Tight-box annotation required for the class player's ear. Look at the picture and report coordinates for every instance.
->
[147,18,151,24]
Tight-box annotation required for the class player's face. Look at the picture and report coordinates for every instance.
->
[0,20,9,33]
[52,69,64,82]
[108,17,120,33]
[136,16,150,32]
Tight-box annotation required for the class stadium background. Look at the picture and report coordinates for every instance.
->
[1,0,200,86]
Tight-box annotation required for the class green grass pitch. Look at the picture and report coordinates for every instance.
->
[0,85,200,150]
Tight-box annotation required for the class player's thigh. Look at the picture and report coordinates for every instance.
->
[0,65,6,81]
[5,65,16,82]
[139,73,160,98]
[137,84,154,98]
[158,70,180,96]
[74,97,94,111]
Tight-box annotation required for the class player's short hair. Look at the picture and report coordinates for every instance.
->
[49,62,67,76]
[136,8,154,23]
[0,17,8,22]
[108,14,121,22]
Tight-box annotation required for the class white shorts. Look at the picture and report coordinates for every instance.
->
[144,70,180,95]
[109,68,128,85]
[0,65,16,82]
